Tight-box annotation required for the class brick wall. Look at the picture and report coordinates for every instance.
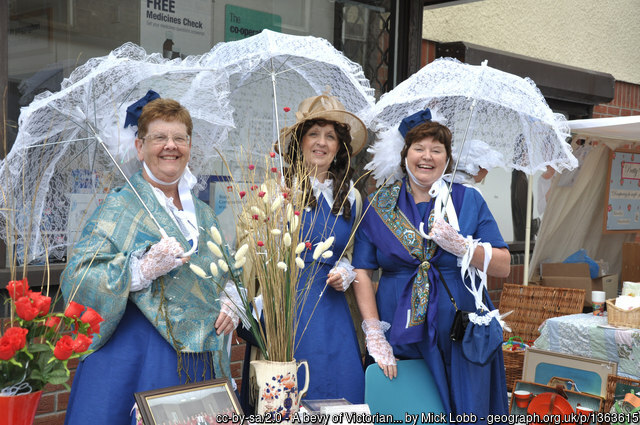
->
[593,80,640,118]
[33,359,76,425]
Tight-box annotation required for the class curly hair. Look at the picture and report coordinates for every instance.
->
[399,121,453,175]
[285,119,355,219]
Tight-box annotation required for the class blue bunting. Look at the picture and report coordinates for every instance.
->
[124,90,161,129]
[398,108,432,137]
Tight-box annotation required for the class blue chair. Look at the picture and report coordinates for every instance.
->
[364,359,447,424]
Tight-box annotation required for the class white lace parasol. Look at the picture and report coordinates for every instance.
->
[365,57,578,185]
[0,42,234,264]
[200,29,376,163]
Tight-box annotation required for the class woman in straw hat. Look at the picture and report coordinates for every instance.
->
[281,93,366,403]
[240,93,367,408]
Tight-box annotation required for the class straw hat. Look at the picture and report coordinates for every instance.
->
[275,94,367,157]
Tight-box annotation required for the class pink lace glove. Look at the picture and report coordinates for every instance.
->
[428,217,470,258]
[139,237,184,284]
[362,319,396,366]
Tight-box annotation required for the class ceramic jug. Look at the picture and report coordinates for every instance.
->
[250,359,309,421]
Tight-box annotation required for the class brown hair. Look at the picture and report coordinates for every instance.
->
[137,98,193,138]
[285,118,355,219]
[400,121,453,174]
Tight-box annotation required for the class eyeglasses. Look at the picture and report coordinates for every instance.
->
[142,133,191,147]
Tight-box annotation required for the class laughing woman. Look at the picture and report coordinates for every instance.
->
[352,110,511,422]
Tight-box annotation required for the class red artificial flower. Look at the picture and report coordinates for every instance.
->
[7,278,29,300]
[64,301,85,319]
[53,335,74,361]
[252,214,259,221]
[29,291,52,317]
[15,296,40,321]
[2,327,28,351]
[0,338,16,361]
[271,167,278,173]
[45,316,62,330]
[283,107,291,112]
[282,193,288,199]
[294,211,300,216]
[248,164,255,171]
[257,241,265,247]
[258,191,266,198]
[250,185,258,191]
[270,152,276,158]
[305,242,312,250]
[239,191,246,199]
[72,333,93,353]
[80,307,104,336]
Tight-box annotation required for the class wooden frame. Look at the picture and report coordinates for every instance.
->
[134,379,244,425]
[523,347,617,398]
[603,148,640,233]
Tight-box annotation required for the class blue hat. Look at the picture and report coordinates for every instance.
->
[124,90,161,129]
[398,108,433,138]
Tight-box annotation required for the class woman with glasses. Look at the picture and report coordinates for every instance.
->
[61,98,240,425]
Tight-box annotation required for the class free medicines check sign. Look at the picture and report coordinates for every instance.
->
[224,5,281,41]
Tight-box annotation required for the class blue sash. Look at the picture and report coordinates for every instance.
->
[365,178,463,345]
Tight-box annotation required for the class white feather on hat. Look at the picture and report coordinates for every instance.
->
[365,108,447,187]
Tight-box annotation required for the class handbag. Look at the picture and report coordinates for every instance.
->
[432,265,473,341]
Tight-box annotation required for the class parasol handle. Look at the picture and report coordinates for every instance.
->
[270,58,285,177]
[83,119,195,258]
[442,97,478,211]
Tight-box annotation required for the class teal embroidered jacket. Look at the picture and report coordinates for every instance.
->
[61,171,232,378]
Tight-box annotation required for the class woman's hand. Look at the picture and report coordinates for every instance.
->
[428,217,469,257]
[215,281,244,335]
[139,237,187,283]
[214,311,237,335]
[327,258,357,291]
[362,318,397,380]
[326,272,346,291]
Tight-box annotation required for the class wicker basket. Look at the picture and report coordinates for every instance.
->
[604,374,640,413]
[606,299,640,328]
[499,283,586,392]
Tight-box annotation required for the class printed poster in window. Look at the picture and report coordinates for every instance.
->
[140,0,212,58]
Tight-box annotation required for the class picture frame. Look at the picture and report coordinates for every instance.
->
[523,347,617,397]
[134,378,244,425]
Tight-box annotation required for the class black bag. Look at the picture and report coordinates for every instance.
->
[433,265,474,342]
[449,309,471,341]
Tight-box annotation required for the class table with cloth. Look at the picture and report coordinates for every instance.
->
[534,313,640,379]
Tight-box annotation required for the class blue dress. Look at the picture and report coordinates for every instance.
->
[64,302,216,425]
[295,193,365,404]
[352,179,508,422]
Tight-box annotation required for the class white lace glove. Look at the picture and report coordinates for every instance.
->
[138,237,184,285]
[329,258,357,292]
[428,217,470,258]
[219,281,248,330]
[362,319,396,366]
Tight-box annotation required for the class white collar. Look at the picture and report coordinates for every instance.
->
[147,165,199,245]
[309,176,356,213]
